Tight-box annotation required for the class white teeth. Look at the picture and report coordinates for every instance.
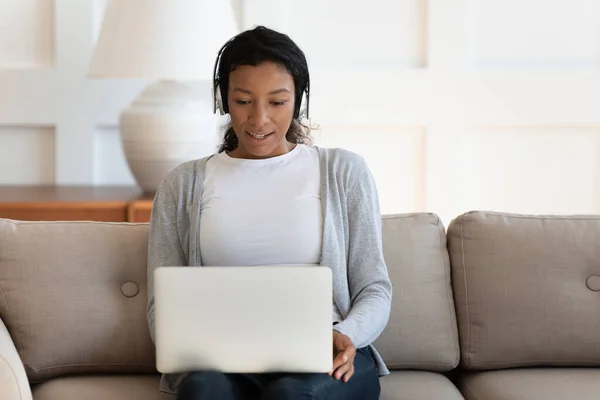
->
[247,131,270,139]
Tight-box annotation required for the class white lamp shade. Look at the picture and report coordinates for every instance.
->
[88,0,239,80]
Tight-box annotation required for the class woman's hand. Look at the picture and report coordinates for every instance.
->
[329,330,357,382]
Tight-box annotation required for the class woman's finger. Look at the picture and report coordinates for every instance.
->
[334,359,351,380]
[329,352,348,375]
[343,364,355,382]
[333,349,355,379]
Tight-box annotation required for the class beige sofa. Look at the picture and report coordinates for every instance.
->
[0,211,599,399]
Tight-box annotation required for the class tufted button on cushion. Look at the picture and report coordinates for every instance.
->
[121,281,139,298]
[587,276,600,292]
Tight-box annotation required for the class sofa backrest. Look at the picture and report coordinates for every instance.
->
[374,214,460,371]
[5,211,598,379]
[447,211,600,370]
[0,219,156,382]
[0,213,461,381]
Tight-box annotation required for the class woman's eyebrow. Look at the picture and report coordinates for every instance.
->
[232,88,291,95]
[268,88,291,95]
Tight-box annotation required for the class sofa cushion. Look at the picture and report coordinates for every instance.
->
[459,369,600,400]
[32,374,174,400]
[32,372,464,400]
[374,214,460,371]
[448,211,600,369]
[381,371,465,400]
[0,219,156,382]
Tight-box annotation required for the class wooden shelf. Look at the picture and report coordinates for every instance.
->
[0,186,155,222]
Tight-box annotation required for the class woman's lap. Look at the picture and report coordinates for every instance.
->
[177,347,380,400]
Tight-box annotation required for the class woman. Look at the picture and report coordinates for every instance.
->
[147,25,392,400]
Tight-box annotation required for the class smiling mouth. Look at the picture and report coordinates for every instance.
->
[246,131,273,140]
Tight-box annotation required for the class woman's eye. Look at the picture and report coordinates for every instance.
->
[235,100,286,106]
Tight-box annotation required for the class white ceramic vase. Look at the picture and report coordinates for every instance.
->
[119,80,220,192]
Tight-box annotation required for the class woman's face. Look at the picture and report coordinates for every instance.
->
[227,61,296,159]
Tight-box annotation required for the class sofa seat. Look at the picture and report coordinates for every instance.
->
[460,368,600,400]
[32,375,174,400]
[31,371,465,400]
[381,371,464,400]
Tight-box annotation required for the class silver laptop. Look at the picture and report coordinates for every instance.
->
[153,265,333,374]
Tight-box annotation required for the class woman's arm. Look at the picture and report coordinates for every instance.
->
[333,157,392,349]
[146,179,188,345]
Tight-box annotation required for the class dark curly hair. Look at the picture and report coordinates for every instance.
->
[213,26,313,153]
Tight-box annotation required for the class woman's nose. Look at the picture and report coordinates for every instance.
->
[249,104,269,127]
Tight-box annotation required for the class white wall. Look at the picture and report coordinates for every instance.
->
[1,0,600,225]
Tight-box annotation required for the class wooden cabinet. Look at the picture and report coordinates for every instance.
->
[0,186,155,222]
[127,198,154,223]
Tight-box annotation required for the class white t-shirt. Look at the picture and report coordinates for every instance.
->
[199,144,342,322]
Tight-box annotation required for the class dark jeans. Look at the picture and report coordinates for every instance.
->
[176,347,381,400]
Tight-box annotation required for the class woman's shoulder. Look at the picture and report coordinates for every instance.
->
[156,155,214,196]
[316,145,364,164]
[315,146,370,180]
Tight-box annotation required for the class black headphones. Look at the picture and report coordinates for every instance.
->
[211,37,310,120]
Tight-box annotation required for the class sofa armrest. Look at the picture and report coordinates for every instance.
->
[0,317,32,400]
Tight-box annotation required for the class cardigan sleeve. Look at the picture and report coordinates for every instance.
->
[333,156,393,349]
[146,178,189,345]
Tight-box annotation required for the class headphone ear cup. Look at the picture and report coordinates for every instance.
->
[297,89,309,120]
[213,85,225,115]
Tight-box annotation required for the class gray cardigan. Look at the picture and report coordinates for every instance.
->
[147,146,392,394]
